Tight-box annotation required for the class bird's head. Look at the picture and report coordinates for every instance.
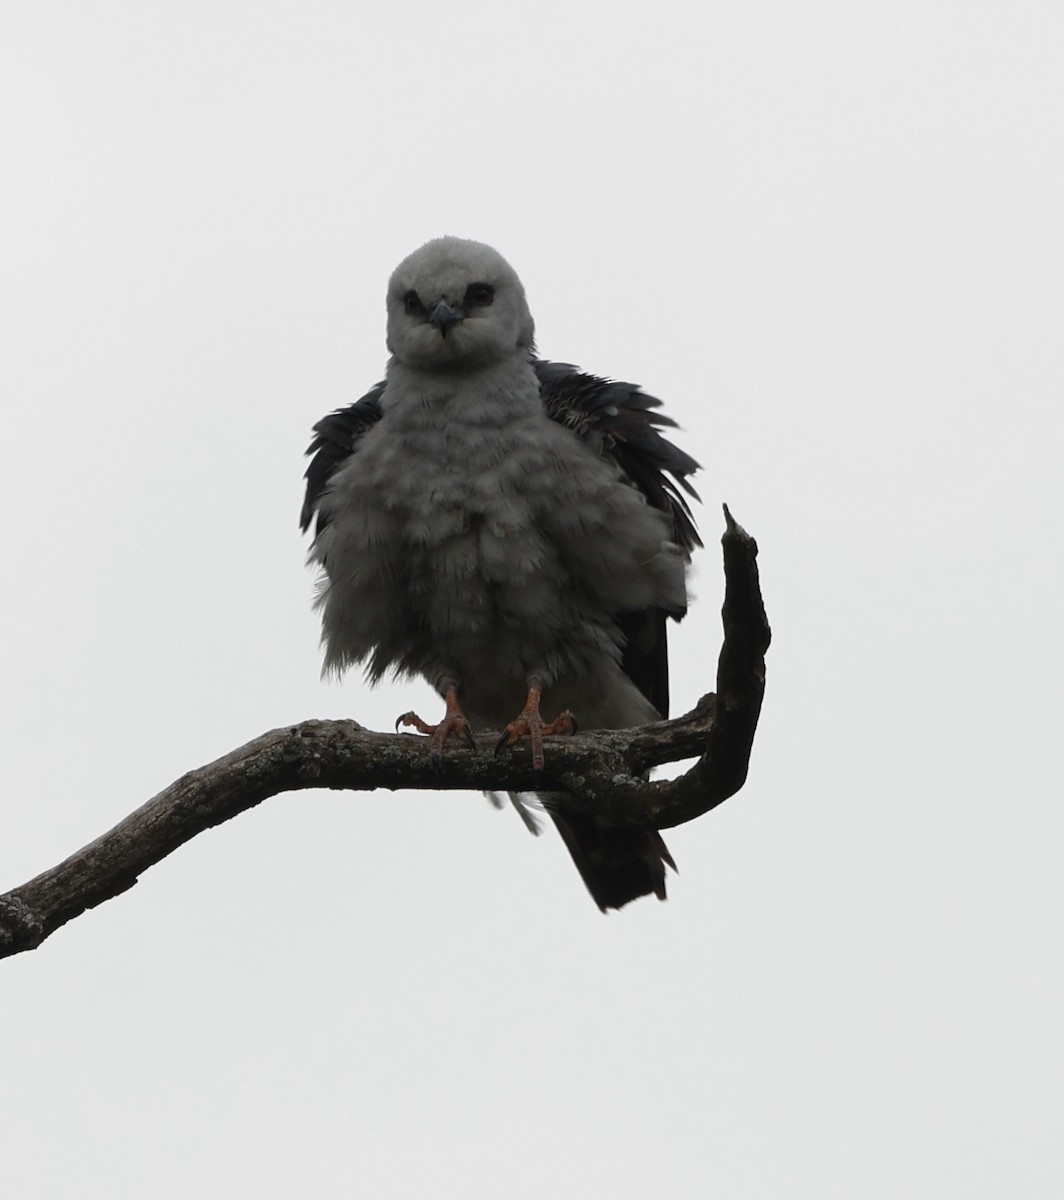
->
[385,237,535,371]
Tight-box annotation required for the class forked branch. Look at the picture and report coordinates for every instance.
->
[0,507,770,959]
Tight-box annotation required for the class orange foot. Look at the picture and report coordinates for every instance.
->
[395,685,476,761]
[494,684,577,770]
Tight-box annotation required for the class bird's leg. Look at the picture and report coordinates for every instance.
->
[494,683,577,770]
[395,685,477,759]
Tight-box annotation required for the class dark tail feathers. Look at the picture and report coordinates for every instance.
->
[548,807,676,912]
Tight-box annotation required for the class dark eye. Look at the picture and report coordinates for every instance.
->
[404,290,424,316]
[463,283,494,308]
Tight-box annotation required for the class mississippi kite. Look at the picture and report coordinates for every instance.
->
[301,237,700,910]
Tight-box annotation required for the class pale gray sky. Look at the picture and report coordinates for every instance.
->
[2,3,1061,1196]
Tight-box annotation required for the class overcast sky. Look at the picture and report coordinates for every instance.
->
[2,3,1061,1196]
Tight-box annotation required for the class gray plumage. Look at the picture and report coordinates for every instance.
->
[302,237,700,910]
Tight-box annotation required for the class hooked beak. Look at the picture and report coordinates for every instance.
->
[429,299,464,337]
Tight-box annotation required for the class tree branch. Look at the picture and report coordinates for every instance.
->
[0,507,769,959]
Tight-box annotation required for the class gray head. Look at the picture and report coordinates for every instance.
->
[386,237,535,371]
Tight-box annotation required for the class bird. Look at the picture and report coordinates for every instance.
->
[301,236,701,910]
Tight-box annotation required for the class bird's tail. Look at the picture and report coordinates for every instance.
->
[544,798,676,911]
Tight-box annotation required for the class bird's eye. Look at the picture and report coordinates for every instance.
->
[404,291,424,316]
[464,283,495,308]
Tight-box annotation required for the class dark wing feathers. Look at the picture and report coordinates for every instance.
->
[300,360,701,718]
[534,360,702,556]
[300,380,385,536]
[532,362,702,720]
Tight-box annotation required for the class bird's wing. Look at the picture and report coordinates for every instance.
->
[300,380,386,537]
[534,359,701,719]
[534,359,702,556]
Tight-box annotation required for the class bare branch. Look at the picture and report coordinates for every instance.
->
[0,509,769,959]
